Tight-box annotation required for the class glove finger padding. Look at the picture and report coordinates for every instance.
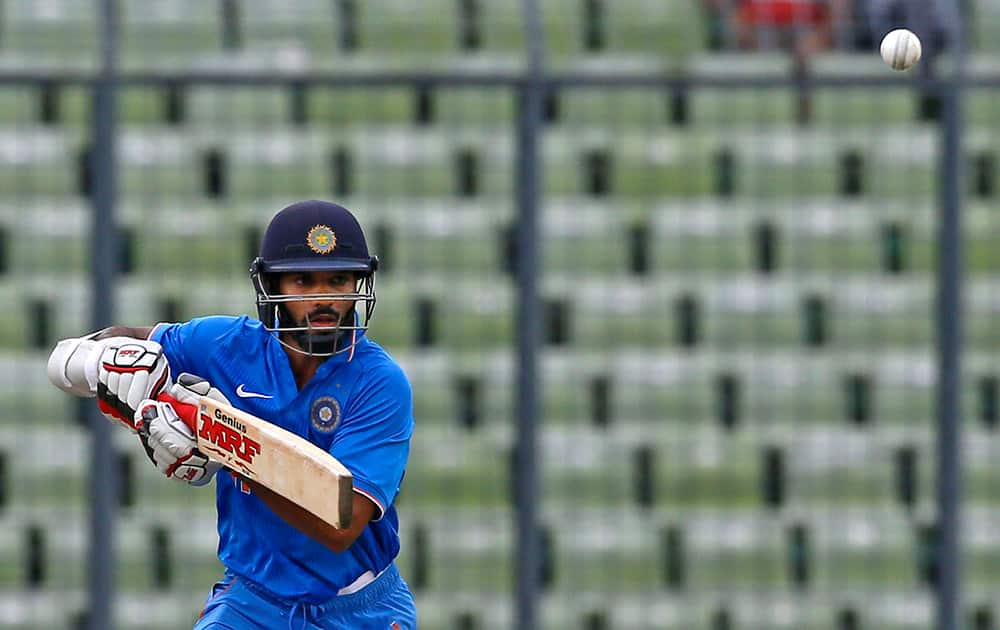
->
[171,372,232,405]
[135,400,220,486]
[97,339,171,432]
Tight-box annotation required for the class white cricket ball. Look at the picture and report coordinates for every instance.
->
[880,29,922,71]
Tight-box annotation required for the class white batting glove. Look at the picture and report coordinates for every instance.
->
[96,338,171,432]
[135,401,220,485]
[133,373,228,486]
[48,333,171,432]
[47,332,105,398]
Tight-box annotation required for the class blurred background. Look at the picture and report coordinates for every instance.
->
[0,0,995,628]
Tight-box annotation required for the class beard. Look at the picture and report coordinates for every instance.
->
[290,307,345,356]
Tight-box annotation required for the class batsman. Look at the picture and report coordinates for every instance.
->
[46,200,417,629]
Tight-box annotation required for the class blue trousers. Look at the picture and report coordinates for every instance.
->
[193,564,416,630]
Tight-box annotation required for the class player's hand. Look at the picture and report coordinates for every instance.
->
[96,338,171,432]
[135,400,220,485]
[133,373,229,486]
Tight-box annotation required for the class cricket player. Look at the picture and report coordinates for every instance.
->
[47,200,417,629]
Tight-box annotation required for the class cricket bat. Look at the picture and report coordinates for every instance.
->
[178,396,353,529]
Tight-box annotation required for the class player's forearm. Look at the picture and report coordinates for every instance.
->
[241,477,362,554]
[93,325,155,340]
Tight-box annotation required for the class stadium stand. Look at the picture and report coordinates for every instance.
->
[0,0,997,628]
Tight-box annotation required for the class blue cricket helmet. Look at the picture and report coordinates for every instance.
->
[250,200,379,357]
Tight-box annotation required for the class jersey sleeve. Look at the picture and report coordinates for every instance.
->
[330,362,413,521]
[149,316,240,378]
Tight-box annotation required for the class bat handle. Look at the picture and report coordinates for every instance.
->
[155,392,200,433]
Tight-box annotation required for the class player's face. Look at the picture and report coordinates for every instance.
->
[277,271,358,330]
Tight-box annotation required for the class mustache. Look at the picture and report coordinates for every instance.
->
[304,308,341,325]
[298,306,344,328]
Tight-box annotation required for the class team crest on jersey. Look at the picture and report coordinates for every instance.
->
[307,224,337,254]
[311,396,341,432]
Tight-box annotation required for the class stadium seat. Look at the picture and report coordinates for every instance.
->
[307,87,415,127]
[120,0,222,70]
[0,0,98,70]
[401,425,510,510]
[399,508,512,592]
[549,509,660,592]
[186,86,294,126]
[812,88,921,125]
[240,0,342,61]
[543,0,706,68]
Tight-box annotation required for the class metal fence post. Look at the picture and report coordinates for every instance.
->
[87,0,120,628]
[936,3,966,629]
[514,1,545,629]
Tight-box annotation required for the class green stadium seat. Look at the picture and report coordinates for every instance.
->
[357,0,457,59]
[115,511,221,592]
[0,354,74,424]
[397,348,942,430]
[402,426,510,509]
[964,432,1000,509]
[550,509,659,592]
[0,509,87,590]
[0,89,45,123]
[400,509,512,591]
[0,427,88,510]
[684,52,793,77]
[972,0,1000,51]
[186,86,294,127]
[543,0,706,68]
[242,0,524,71]
[0,1,98,70]
[808,510,920,590]
[117,592,216,630]
[812,88,921,125]
[967,55,1000,122]
[368,278,513,351]
[783,429,918,508]
[435,88,517,126]
[240,0,342,60]
[0,129,78,196]
[689,88,801,126]
[810,52,897,77]
[130,210,250,277]
[560,89,670,127]
[120,0,222,70]
[307,88,415,127]
[0,588,86,629]
[965,507,1000,591]
[374,204,510,276]
[682,510,787,589]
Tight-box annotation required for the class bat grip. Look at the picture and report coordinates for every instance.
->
[155,392,200,433]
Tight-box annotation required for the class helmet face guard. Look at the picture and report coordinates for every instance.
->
[251,260,377,357]
[250,200,379,358]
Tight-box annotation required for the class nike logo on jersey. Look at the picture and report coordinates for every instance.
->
[236,384,273,399]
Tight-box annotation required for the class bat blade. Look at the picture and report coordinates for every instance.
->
[194,397,353,529]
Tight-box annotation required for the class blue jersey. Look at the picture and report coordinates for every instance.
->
[150,315,413,603]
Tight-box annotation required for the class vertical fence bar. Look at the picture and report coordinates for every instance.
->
[88,0,119,628]
[515,1,545,629]
[936,3,966,630]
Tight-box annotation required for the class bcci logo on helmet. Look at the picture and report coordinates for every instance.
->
[307,225,337,254]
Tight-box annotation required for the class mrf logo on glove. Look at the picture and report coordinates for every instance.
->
[116,347,144,361]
